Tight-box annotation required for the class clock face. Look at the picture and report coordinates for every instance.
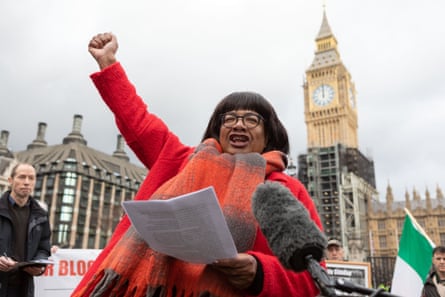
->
[312,84,335,106]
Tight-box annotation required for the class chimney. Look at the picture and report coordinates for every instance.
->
[63,114,87,145]
[27,122,48,149]
[0,130,13,157]
[112,134,129,161]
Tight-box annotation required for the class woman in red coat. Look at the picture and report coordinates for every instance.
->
[72,32,324,297]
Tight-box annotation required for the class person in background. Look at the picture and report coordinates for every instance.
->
[0,163,51,297]
[326,238,344,261]
[422,246,445,297]
[72,32,324,297]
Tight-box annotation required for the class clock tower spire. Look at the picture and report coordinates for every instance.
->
[303,10,358,148]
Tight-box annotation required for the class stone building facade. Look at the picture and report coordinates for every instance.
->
[0,115,146,249]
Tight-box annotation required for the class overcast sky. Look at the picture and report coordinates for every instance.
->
[1,0,444,201]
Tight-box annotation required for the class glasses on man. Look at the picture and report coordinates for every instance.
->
[221,112,264,129]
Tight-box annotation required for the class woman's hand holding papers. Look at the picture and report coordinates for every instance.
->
[211,253,257,290]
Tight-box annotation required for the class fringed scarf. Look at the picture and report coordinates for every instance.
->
[75,139,285,297]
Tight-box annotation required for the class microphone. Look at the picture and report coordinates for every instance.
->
[252,181,327,270]
[251,182,402,297]
[252,181,336,297]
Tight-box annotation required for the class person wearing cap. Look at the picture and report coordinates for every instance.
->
[326,239,344,261]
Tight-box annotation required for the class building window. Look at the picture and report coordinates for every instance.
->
[379,235,387,248]
[62,188,75,204]
[88,231,96,248]
[439,218,445,227]
[440,233,445,245]
[35,176,43,189]
[46,175,55,187]
[75,232,84,248]
[64,172,77,187]
[60,205,73,221]
[57,223,69,245]
[378,220,386,230]
[64,160,77,171]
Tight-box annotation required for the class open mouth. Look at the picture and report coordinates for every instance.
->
[229,134,249,147]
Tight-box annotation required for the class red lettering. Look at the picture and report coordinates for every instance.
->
[77,260,86,275]
[59,260,68,276]
[69,260,76,276]
[58,260,92,276]
[43,264,54,276]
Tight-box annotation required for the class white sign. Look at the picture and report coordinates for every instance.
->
[34,249,101,297]
[326,260,372,297]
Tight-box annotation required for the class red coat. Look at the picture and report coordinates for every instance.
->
[73,62,322,297]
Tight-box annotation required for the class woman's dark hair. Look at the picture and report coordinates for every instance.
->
[202,91,289,155]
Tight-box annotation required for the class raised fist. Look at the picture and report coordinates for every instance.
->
[88,32,118,70]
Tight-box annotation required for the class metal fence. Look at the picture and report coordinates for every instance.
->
[367,256,396,288]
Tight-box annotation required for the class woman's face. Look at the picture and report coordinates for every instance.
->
[219,109,267,154]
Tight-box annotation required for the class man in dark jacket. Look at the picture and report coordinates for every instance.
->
[0,163,51,297]
[422,246,445,297]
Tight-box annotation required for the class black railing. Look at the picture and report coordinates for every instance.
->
[367,256,396,289]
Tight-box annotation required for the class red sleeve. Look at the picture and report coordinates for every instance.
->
[246,172,323,297]
[74,63,194,296]
[248,252,320,297]
[90,62,192,169]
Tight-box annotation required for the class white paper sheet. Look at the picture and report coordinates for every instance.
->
[122,186,237,264]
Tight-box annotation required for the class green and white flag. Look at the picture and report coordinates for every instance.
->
[391,210,435,296]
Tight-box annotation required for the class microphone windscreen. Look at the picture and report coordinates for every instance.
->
[252,181,327,271]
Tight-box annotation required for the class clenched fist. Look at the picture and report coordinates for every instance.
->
[88,32,118,70]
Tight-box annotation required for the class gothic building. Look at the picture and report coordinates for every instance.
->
[0,115,146,249]
[369,184,445,257]
[297,11,377,262]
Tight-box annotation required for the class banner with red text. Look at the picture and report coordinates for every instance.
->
[35,249,101,297]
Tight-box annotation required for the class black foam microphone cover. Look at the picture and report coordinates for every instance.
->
[252,181,327,271]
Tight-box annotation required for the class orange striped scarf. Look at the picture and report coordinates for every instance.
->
[75,139,285,297]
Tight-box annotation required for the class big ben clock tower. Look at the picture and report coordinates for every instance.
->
[297,10,377,262]
[304,10,358,148]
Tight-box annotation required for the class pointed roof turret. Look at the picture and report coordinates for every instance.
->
[413,187,421,201]
[307,9,341,71]
[386,182,394,208]
[405,189,411,210]
[426,188,432,210]
[437,184,444,200]
[316,10,335,40]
